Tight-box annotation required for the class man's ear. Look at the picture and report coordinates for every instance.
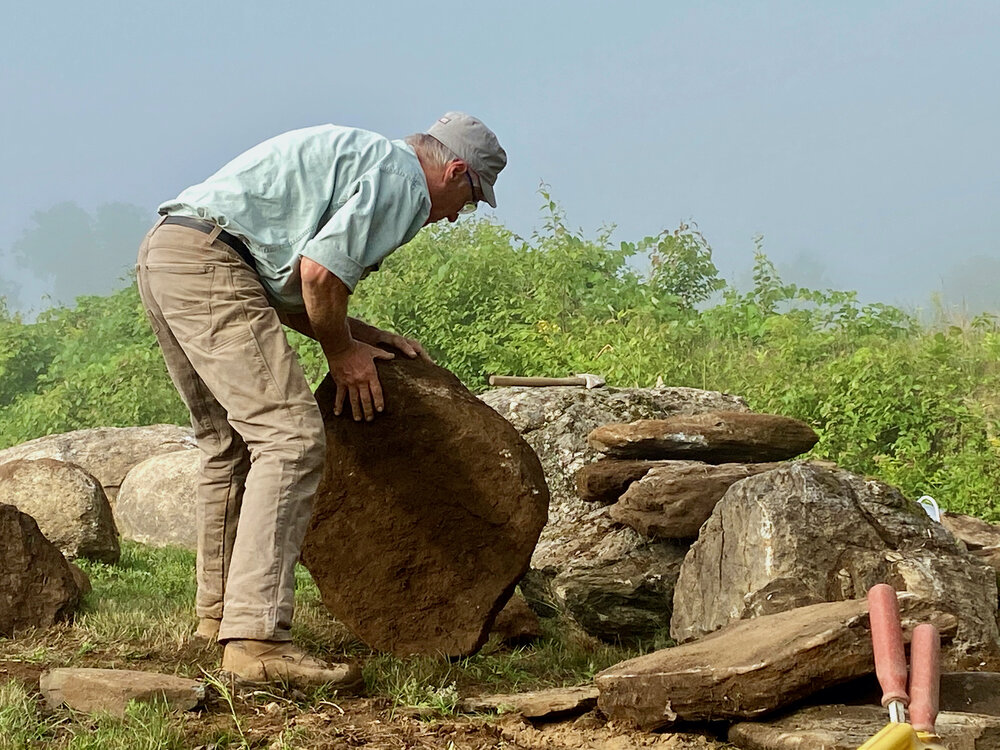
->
[444,159,468,183]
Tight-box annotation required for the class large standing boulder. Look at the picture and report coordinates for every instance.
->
[116,450,199,550]
[0,504,83,636]
[0,425,195,503]
[587,411,819,462]
[301,356,549,657]
[481,386,746,639]
[0,458,119,563]
[671,462,1000,659]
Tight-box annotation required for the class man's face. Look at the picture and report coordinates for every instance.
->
[425,160,479,225]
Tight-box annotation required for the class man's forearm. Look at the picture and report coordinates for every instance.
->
[301,265,353,358]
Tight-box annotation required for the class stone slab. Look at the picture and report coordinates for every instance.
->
[39,667,205,716]
[588,411,819,462]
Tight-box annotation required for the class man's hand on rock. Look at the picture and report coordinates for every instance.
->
[374,329,434,363]
[326,340,395,421]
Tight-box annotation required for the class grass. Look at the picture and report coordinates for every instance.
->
[0,542,661,749]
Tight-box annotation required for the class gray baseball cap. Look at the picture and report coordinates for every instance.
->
[426,111,506,208]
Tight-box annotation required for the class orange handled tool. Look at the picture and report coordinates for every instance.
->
[858,584,946,749]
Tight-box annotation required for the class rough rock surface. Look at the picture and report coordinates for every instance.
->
[481,386,745,640]
[728,704,1000,750]
[609,461,782,539]
[0,458,119,563]
[39,668,205,716]
[302,356,549,657]
[0,424,195,503]
[519,506,689,642]
[588,411,819,462]
[596,597,953,731]
[116,450,198,550]
[575,460,673,504]
[671,462,1000,658]
[0,504,82,636]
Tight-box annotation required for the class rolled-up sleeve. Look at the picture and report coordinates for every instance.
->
[301,164,429,292]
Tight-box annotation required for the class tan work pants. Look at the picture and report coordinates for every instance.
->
[136,218,325,642]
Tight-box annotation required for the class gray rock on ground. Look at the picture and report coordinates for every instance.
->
[0,424,195,503]
[587,411,819,462]
[116,449,199,550]
[39,668,205,716]
[482,386,746,640]
[0,504,83,636]
[728,704,1000,750]
[609,460,782,539]
[670,462,1000,659]
[0,458,119,563]
[302,356,549,657]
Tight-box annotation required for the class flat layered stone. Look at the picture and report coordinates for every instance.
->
[575,459,672,504]
[609,461,781,539]
[728,704,1000,750]
[460,685,599,719]
[596,597,954,731]
[588,412,818,462]
[39,668,205,716]
[302,356,549,657]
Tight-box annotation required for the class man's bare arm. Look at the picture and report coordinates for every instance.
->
[300,257,394,421]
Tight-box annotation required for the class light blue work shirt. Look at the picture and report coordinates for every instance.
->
[158,125,431,312]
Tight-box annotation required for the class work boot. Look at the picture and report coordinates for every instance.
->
[194,617,221,643]
[221,639,364,691]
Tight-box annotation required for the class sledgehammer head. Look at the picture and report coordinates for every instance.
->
[575,373,606,389]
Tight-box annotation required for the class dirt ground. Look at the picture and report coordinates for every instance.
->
[0,659,733,749]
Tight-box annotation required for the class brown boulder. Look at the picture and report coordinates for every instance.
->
[0,458,119,563]
[609,461,782,539]
[587,411,819,462]
[0,504,82,636]
[301,356,549,657]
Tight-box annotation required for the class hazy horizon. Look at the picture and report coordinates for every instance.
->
[3,1,998,317]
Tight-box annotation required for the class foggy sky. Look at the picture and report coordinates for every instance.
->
[2,1,998,316]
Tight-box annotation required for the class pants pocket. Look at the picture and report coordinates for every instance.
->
[146,263,215,339]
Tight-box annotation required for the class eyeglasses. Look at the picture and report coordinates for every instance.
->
[460,170,479,214]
